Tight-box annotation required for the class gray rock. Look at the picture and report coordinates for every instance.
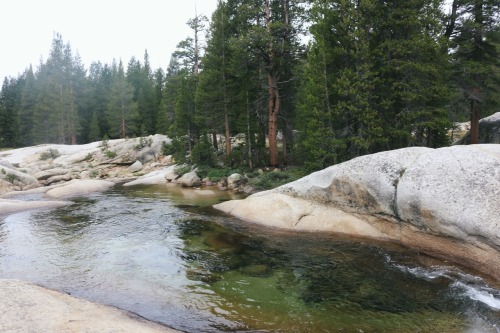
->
[455,112,500,144]
[178,171,201,187]
[34,167,69,181]
[227,173,243,190]
[129,160,143,173]
[215,145,500,280]
[0,165,39,188]
[45,173,73,186]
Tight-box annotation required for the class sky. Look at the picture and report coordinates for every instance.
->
[0,0,218,81]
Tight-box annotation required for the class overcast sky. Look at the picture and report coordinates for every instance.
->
[0,0,218,81]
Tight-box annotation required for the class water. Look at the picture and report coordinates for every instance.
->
[0,184,499,332]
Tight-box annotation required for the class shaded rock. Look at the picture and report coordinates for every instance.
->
[227,173,243,190]
[164,168,180,182]
[0,279,178,333]
[129,160,143,173]
[45,173,73,186]
[455,112,500,144]
[34,167,69,181]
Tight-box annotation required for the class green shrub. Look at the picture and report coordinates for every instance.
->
[191,138,216,167]
[134,136,153,150]
[163,137,189,164]
[207,167,243,182]
[250,170,302,191]
[39,149,60,160]
[174,164,192,176]
[100,135,110,151]
[5,172,20,184]
[105,150,117,158]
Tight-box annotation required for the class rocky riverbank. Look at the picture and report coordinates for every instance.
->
[215,144,500,281]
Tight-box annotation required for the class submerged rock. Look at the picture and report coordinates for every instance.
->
[215,145,500,280]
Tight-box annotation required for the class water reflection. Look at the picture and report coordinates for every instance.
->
[0,184,498,332]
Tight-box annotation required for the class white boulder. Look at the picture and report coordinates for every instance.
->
[215,145,500,279]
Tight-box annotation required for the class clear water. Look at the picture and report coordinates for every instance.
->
[0,184,499,332]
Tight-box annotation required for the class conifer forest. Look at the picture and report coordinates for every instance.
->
[1,0,499,171]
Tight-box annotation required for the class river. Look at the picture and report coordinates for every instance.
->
[0,184,499,332]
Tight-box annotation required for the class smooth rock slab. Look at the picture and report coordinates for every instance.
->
[215,144,500,280]
[45,180,115,198]
[0,279,178,333]
[0,199,71,215]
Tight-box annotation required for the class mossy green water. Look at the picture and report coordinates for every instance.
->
[176,218,477,332]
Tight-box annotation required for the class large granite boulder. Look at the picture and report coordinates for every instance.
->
[215,145,500,280]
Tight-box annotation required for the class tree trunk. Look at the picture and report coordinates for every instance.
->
[266,0,280,167]
[246,90,253,170]
[120,100,126,139]
[212,132,218,150]
[268,74,280,167]
[470,90,480,144]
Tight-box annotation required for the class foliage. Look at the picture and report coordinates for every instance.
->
[197,166,244,182]
[134,136,153,150]
[162,137,189,164]
[174,164,192,176]
[105,150,117,158]
[99,135,110,151]
[191,136,217,167]
[250,170,300,191]
[39,148,60,160]
[0,1,499,173]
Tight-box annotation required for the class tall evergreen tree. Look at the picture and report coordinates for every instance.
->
[17,66,37,147]
[196,0,232,157]
[107,60,138,138]
[0,77,20,148]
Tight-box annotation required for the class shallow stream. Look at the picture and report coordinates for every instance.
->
[0,184,499,332]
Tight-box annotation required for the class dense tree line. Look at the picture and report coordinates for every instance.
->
[1,0,499,171]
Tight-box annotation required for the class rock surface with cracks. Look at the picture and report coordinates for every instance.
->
[215,145,500,280]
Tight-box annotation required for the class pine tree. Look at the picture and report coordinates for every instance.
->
[0,77,20,148]
[17,66,37,147]
[107,60,138,138]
